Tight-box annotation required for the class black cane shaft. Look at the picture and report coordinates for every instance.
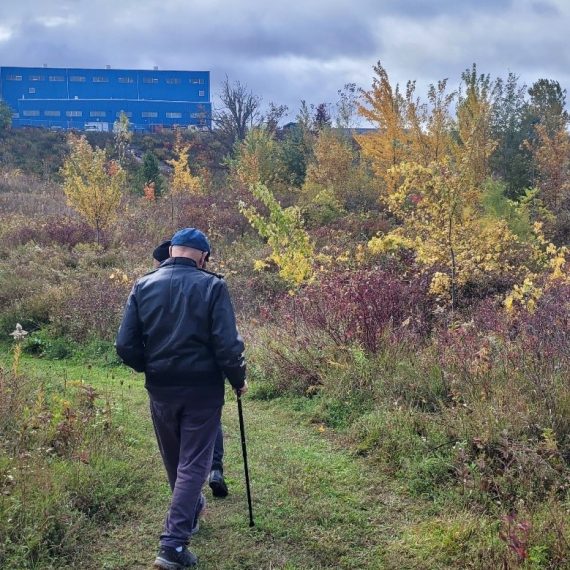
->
[237,394,255,527]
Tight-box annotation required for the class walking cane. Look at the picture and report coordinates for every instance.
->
[237,393,255,527]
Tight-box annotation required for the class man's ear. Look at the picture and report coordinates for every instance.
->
[169,246,173,257]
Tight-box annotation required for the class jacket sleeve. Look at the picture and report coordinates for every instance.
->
[115,284,145,373]
[209,279,246,389]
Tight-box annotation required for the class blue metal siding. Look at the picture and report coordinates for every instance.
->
[14,99,211,131]
[0,66,211,131]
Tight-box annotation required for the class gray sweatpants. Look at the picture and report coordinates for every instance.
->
[150,397,222,548]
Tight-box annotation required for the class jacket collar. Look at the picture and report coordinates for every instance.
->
[159,256,223,279]
[161,257,198,268]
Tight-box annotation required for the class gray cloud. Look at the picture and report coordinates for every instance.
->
[0,0,569,123]
[375,0,514,18]
[531,1,560,16]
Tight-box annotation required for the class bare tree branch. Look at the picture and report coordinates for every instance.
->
[213,76,262,144]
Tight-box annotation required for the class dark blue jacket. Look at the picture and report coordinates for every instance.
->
[116,257,246,406]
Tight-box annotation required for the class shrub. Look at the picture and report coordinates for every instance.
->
[288,262,435,353]
[438,280,570,446]
[213,234,290,317]
[311,211,391,245]
[49,272,132,342]
[253,280,570,519]
[0,215,94,249]
[23,331,75,359]
[0,286,68,336]
[172,194,250,242]
[514,279,570,368]
[249,325,328,396]
[80,338,122,366]
[0,243,72,333]
[452,432,569,510]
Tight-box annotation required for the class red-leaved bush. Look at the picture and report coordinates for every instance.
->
[514,280,570,366]
[438,279,570,377]
[283,264,435,353]
[3,215,96,248]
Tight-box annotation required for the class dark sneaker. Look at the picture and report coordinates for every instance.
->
[208,469,228,498]
[190,492,206,536]
[154,545,197,569]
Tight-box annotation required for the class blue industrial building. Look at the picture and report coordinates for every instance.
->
[0,66,211,132]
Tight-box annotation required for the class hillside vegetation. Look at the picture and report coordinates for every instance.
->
[1,62,569,569]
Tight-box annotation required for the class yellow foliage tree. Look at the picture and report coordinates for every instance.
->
[167,130,202,225]
[61,135,125,243]
[358,63,521,311]
[357,62,457,189]
[368,160,524,309]
[405,79,457,165]
[526,123,570,214]
[113,110,132,166]
[504,221,569,313]
[357,62,411,186]
[455,65,497,188]
[168,130,202,195]
[239,183,314,286]
[300,128,356,223]
[357,62,567,315]
[305,128,354,191]
[229,127,279,188]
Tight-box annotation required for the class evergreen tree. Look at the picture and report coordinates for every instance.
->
[277,124,312,188]
[490,73,533,198]
[313,103,332,131]
[139,151,163,196]
[527,78,568,135]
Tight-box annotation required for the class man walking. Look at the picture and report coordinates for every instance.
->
[152,240,230,499]
[116,228,247,569]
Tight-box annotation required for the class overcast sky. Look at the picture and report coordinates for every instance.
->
[1,0,569,123]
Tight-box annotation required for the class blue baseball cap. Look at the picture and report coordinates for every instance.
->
[170,228,211,260]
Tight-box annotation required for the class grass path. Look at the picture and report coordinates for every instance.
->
[20,357,429,570]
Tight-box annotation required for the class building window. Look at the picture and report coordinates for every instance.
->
[142,112,158,118]
[6,75,22,81]
[69,76,86,82]
[143,77,159,84]
[44,110,61,117]
[12,113,19,119]
[28,88,36,94]
[66,111,83,117]
[198,90,205,97]
[90,111,107,117]
[191,78,205,84]
[118,77,134,83]
[22,110,40,116]
[115,111,133,117]
[92,76,109,83]
[166,78,181,85]
[166,112,182,118]
[29,75,45,81]
[49,75,65,82]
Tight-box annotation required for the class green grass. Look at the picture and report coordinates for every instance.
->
[2,352,567,569]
